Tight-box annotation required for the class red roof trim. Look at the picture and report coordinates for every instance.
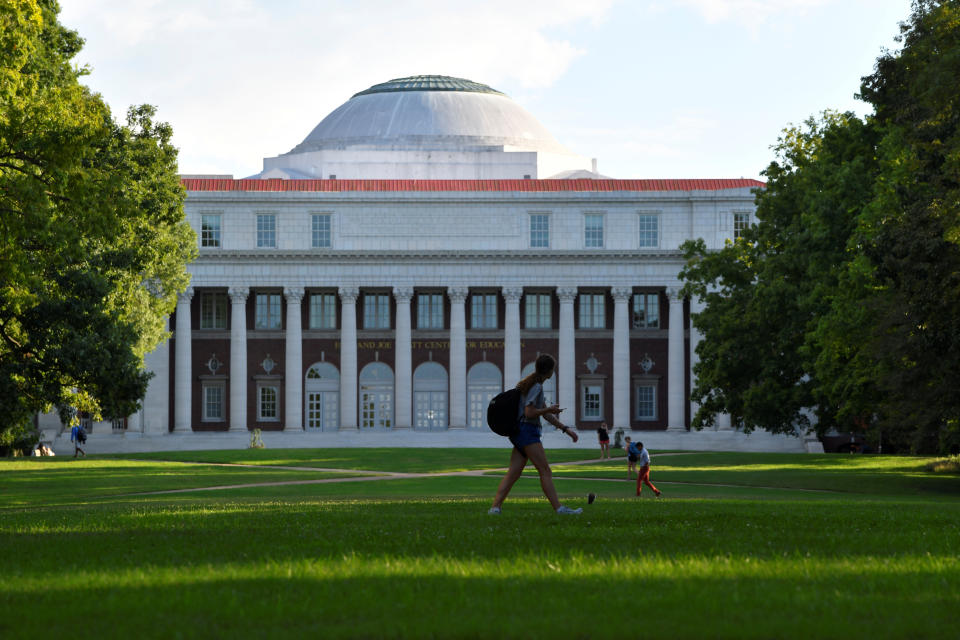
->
[181,178,764,192]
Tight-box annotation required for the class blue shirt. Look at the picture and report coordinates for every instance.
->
[518,382,545,425]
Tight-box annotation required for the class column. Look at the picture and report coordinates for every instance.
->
[393,287,413,428]
[502,287,523,389]
[228,287,248,432]
[666,286,686,431]
[557,287,577,414]
[283,287,304,431]
[688,295,705,429]
[448,287,468,428]
[612,287,631,430]
[339,287,358,429]
[173,287,193,433]
[142,316,170,435]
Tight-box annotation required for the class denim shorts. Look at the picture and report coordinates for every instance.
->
[509,421,542,455]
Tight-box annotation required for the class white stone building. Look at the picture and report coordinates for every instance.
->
[44,75,815,453]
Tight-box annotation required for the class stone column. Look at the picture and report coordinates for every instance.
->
[502,287,523,389]
[283,287,304,431]
[173,287,194,433]
[339,287,359,429]
[228,287,249,432]
[557,287,577,415]
[393,287,413,428]
[688,295,705,429]
[666,286,686,431]
[142,317,170,435]
[448,287,468,428]
[612,287,632,430]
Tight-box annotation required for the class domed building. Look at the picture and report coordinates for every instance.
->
[45,76,817,453]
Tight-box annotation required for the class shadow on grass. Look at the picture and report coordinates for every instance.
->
[2,560,958,640]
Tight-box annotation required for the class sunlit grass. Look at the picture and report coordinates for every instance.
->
[2,450,959,638]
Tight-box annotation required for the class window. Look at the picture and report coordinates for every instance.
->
[200,292,227,329]
[530,213,549,248]
[470,294,497,329]
[734,212,750,239]
[638,214,659,248]
[636,384,657,420]
[203,384,224,421]
[584,213,604,248]
[579,294,605,329]
[363,294,391,329]
[257,214,276,248]
[582,383,603,421]
[524,293,552,329]
[416,294,444,330]
[632,293,660,329]
[255,293,282,330]
[309,293,337,329]
[312,214,331,248]
[258,385,279,421]
[201,214,221,248]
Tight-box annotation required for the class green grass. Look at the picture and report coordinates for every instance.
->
[1,449,958,639]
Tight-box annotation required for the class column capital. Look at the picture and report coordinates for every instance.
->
[283,287,305,303]
[611,286,632,302]
[502,287,523,303]
[393,286,414,303]
[447,286,469,304]
[556,287,578,303]
[665,286,684,302]
[177,287,194,304]
[227,287,248,304]
[338,286,359,304]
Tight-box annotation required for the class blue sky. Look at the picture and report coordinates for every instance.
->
[60,0,913,180]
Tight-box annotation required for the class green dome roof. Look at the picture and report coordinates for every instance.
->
[352,75,505,98]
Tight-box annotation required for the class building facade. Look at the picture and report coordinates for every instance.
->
[43,76,814,452]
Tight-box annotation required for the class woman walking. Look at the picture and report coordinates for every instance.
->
[489,354,582,515]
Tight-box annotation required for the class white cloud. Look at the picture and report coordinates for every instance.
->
[59,0,618,174]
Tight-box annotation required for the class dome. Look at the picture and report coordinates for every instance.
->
[287,75,571,155]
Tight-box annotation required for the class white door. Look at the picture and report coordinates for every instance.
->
[361,389,393,429]
[306,391,338,431]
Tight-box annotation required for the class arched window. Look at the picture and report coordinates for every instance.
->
[305,362,339,430]
[413,362,448,429]
[521,361,556,406]
[359,362,394,429]
[467,362,502,428]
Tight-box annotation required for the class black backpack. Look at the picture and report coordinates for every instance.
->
[487,388,522,436]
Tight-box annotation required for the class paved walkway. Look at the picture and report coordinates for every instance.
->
[123,454,837,496]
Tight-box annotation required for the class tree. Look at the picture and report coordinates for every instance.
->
[681,112,879,436]
[0,0,196,437]
[681,0,960,453]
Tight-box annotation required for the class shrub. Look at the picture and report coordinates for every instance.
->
[0,421,41,457]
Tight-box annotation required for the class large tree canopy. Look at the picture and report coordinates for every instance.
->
[681,0,960,453]
[0,0,196,430]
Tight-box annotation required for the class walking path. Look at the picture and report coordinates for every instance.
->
[123,454,838,496]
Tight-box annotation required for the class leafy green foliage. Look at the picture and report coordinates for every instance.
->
[681,1,960,453]
[0,0,196,430]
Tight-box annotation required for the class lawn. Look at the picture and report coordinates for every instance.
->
[1,448,958,639]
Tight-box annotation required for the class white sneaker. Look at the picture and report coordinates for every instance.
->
[556,505,583,515]
[487,506,501,515]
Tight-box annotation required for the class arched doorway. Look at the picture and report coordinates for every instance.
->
[304,362,339,431]
[414,362,448,430]
[468,362,502,429]
[359,362,394,429]
[521,361,556,406]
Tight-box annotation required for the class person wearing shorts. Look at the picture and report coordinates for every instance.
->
[597,422,610,459]
[489,354,582,515]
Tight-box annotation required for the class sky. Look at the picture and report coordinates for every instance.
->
[59,0,915,181]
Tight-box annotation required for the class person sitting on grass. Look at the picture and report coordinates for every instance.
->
[489,353,582,515]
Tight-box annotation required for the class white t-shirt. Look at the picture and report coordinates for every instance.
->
[639,447,651,466]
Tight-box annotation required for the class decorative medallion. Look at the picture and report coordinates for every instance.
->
[207,354,222,375]
[261,354,276,374]
[639,353,655,373]
[585,353,600,374]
